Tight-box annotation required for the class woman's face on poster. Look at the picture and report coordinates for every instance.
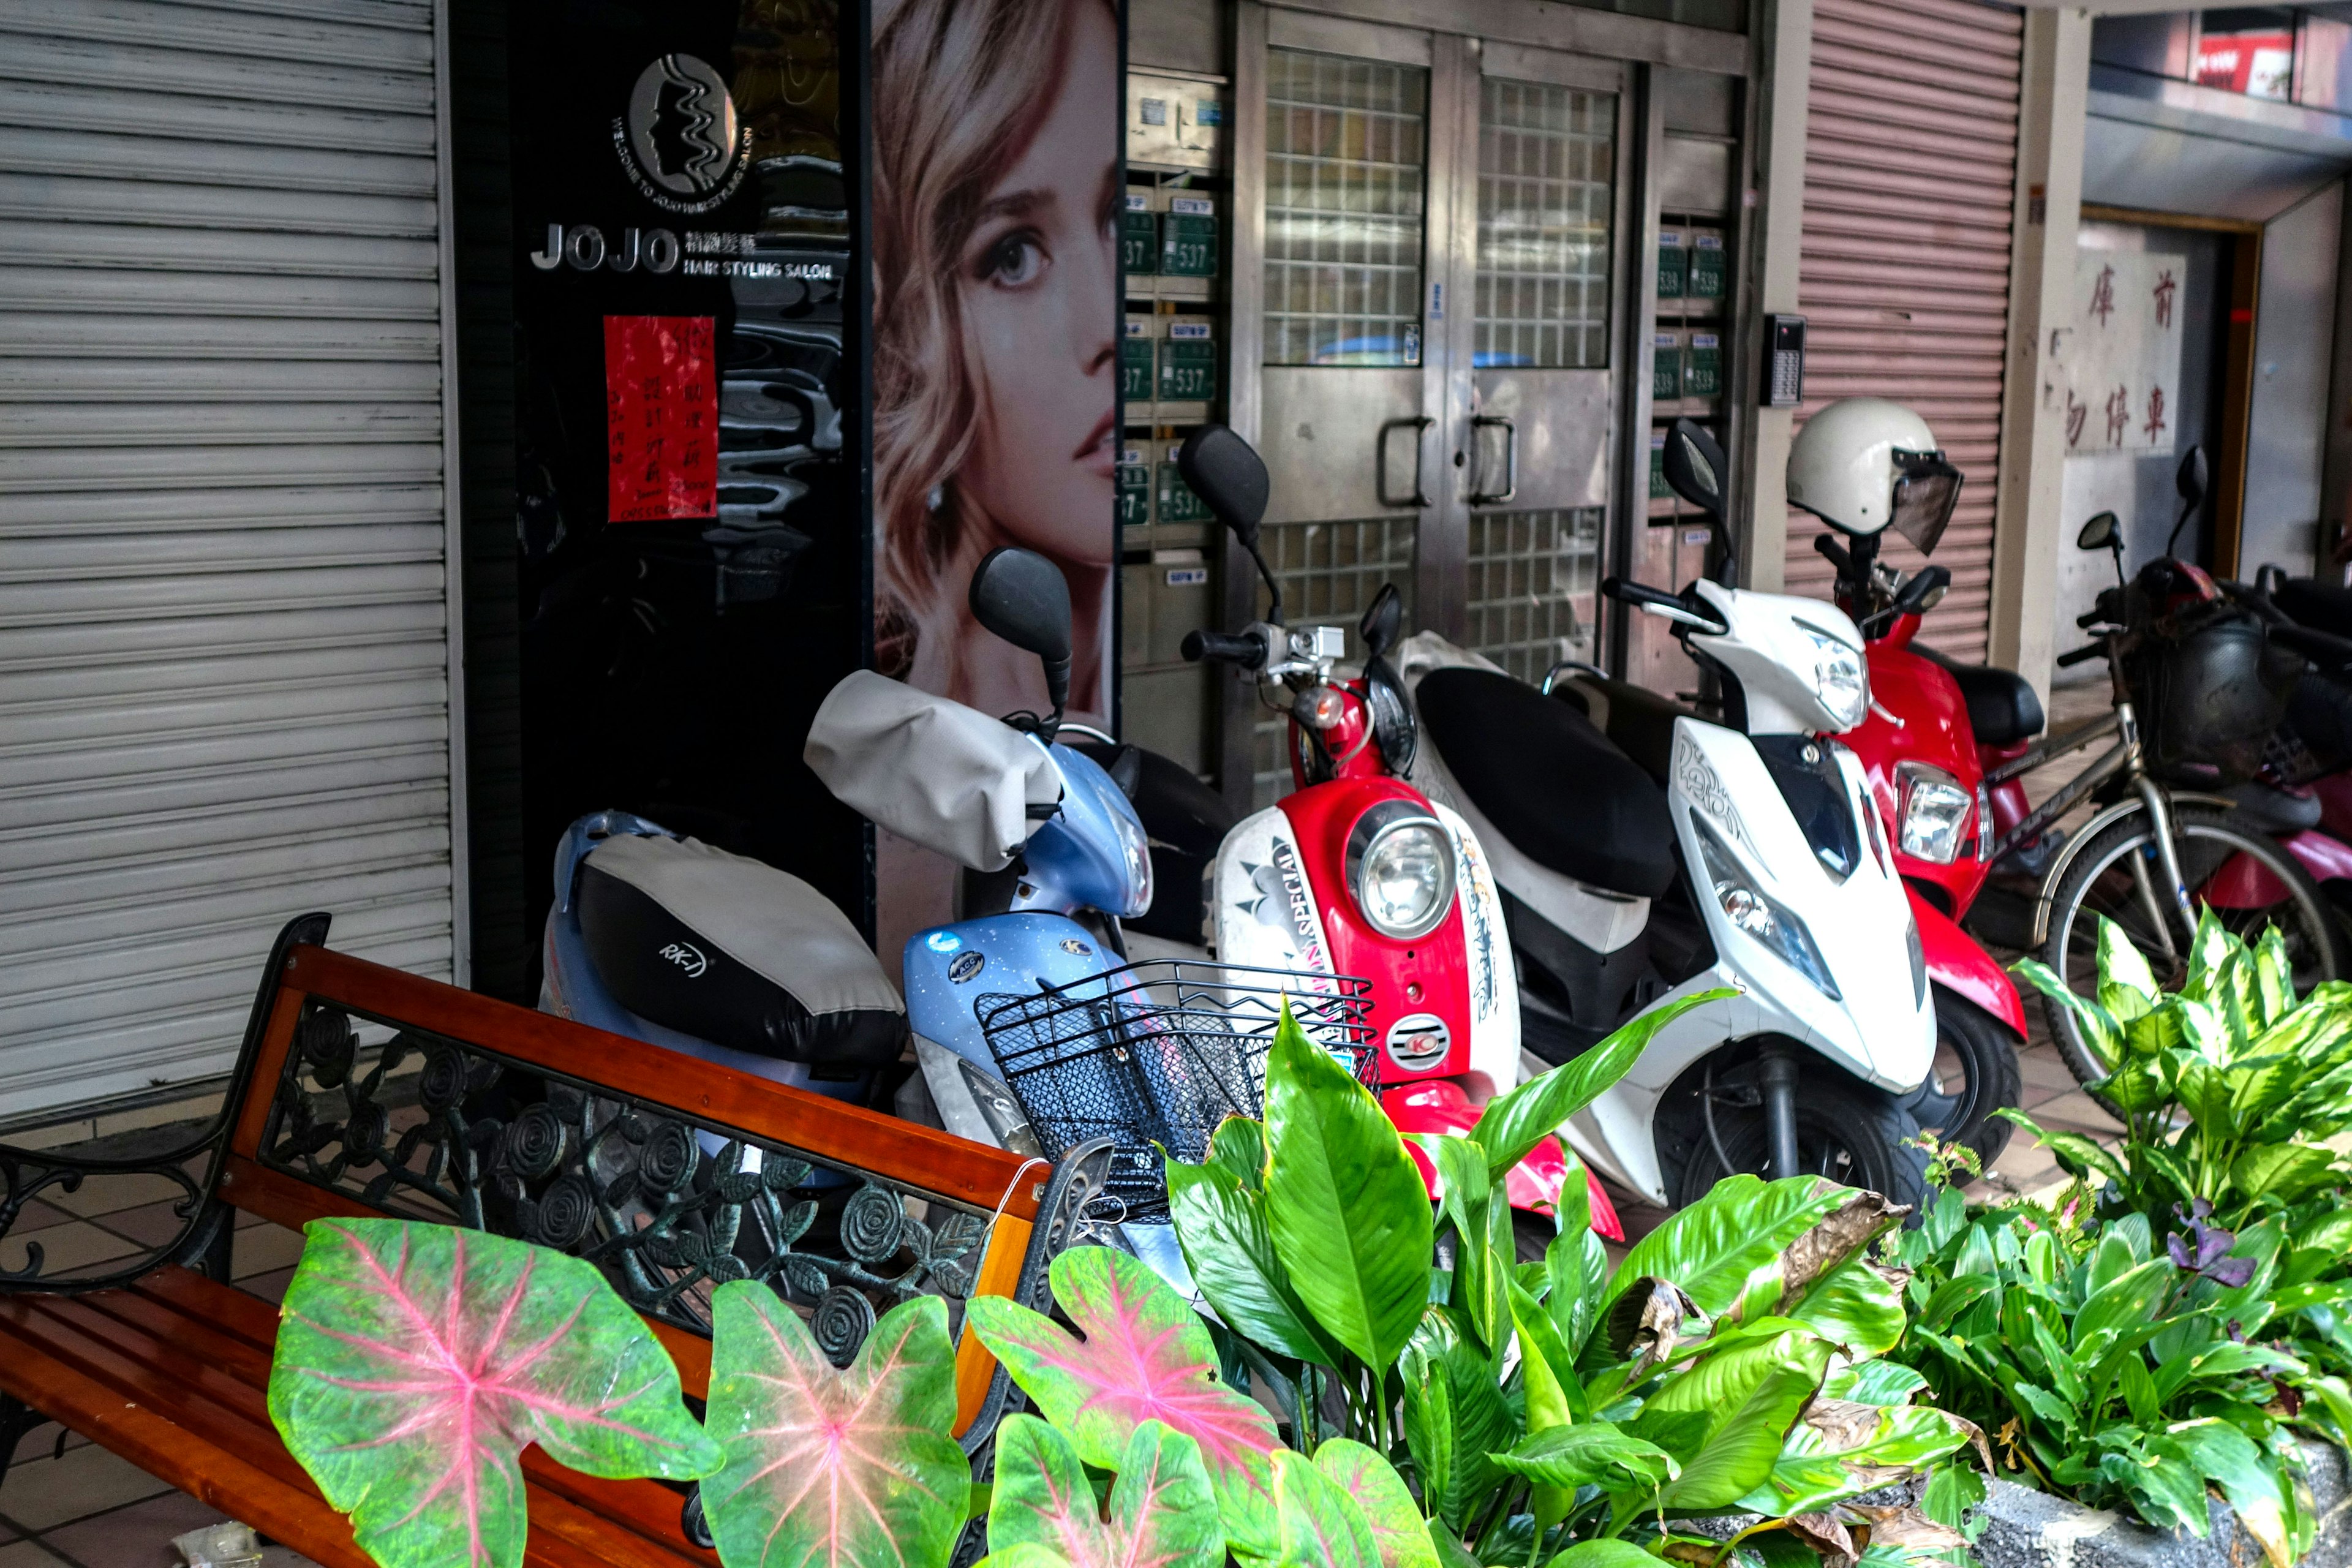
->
[953,0,1120,568]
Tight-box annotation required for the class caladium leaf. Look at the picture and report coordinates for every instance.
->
[986,1416,1223,1568]
[1311,1440,1437,1568]
[966,1246,1283,1556]
[700,1282,969,1568]
[267,1219,720,1568]
[1272,1449,1380,1568]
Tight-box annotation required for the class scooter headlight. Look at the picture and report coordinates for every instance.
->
[1110,803,1153,916]
[1800,624,1869,731]
[1346,804,1456,941]
[1894,761,1972,865]
[1691,817,1841,1000]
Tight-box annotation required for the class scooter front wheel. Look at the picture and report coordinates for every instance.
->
[1913,986,2021,1167]
[1672,1074,1928,1218]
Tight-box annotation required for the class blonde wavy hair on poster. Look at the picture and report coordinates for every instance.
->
[869,0,1100,679]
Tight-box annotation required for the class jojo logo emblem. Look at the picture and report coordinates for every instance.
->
[658,941,709,978]
[616,54,752,214]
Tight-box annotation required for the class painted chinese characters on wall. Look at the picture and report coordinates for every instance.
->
[2065,252,2183,459]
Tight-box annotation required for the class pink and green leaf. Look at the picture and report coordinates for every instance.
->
[699,1282,970,1568]
[1272,1450,1381,1568]
[965,1248,1282,1557]
[1310,1441,1437,1568]
[986,1416,1223,1568]
[266,1218,720,1568]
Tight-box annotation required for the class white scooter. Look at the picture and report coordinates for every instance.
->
[1399,421,1935,1212]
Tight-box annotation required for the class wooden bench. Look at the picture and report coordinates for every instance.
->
[0,913,1112,1566]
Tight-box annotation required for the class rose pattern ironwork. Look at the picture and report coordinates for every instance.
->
[256,1000,1003,1346]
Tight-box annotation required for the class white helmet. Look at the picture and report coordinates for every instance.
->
[1787,397,1962,551]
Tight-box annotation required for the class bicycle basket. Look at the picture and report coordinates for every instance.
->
[2127,610,2300,785]
[976,960,1377,1222]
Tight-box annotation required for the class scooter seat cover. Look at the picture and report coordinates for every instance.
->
[1920,651,2043,746]
[804,669,1060,872]
[1417,667,1676,897]
[576,833,907,1067]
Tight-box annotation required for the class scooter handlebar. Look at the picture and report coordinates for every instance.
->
[1183,627,1270,669]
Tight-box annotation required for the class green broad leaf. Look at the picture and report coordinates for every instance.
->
[1471,989,1734,1182]
[1313,1439,1439,1568]
[1417,1132,1507,1354]
[1399,1342,1457,1528]
[1166,1155,1340,1367]
[965,1247,1283,1557]
[985,1417,1223,1568]
[701,1283,967,1568]
[1429,1521,1482,1568]
[2098,918,2162,1019]
[1554,1140,1595,1240]
[1733,1401,1974,1517]
[2032,1129,2128,1189]
[2183,908,2242,1006]
[1491,1422,1676,1492]
[2012,958,2124,1069]
[1264,1003,1435,1373]
[2073,1258,2176,1365]
[1825,1359,1928,1407]
[2103,1432,2211,1536]
[1544,1544,1660,1568]
[2004,1378,2075,1433]
[1634,1329,1833,1509]
[1510,1280,1586,1424]
[2119,1349,2161,1428]
[1272,1449,1381,1568]
[2254,925,2296,1025]
[1210,1115,1267,1191]
[266,1219,721,1568]
[1787,1256,1905,1359]
[1608,1175,1849,1321]
[1547,1223,1610,1359]
[1413,1321,1517,1532]
[1921,1275,1994,1331]
[2231,1142,2340,1206]
[1923,1462,1988,1538]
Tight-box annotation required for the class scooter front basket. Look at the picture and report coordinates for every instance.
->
[976,960,1376,1221]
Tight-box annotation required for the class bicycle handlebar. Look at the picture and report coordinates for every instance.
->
[2055,643,2106,668]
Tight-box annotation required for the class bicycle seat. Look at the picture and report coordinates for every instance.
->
[1419,667,1676,897]
[576,832,908,1068]
[1920,649,2044,745]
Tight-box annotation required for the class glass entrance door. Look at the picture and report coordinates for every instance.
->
[1241,18,1626,801]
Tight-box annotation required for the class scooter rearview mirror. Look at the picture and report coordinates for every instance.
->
[968,546,1073,726]
[1660,418,1728,519]
[2177,445,2207,508]
[1360,583,1403,660]
[2076,511,2119,552]
[1179,424,1286,624]
[1893,564,1951,616]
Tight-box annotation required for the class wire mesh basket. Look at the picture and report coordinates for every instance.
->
[976,960,1378,1222]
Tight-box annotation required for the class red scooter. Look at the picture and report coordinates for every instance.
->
[1810,528,2029,1163]
[1168,426,1619,1246]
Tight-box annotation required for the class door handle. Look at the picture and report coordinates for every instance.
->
[1376,417,1434,508]
[1468,415,1517,505]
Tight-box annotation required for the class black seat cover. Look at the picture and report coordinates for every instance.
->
[2276,578,2352,642]
[1419,668,1676,897]
[1921,649,2044,745]
[577,834,907,1068]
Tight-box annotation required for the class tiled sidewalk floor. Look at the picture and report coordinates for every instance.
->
[0,1163,319,1568]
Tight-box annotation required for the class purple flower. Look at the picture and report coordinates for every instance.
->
[2168,1208,2252,1287]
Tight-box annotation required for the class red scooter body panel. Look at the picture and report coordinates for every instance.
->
[1277,776,1475,1086]
[1385,1079,1624,1242]
[1912,889,2025,1036]
[2208,829,2352,905]
[1851,635,1993,914]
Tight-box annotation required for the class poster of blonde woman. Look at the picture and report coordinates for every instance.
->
[868,0,1121,957]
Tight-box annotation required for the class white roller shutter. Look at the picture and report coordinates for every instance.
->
[1785,0,2022,663]
[0,0,462,1121]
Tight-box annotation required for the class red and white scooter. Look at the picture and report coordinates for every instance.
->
[1148,426,1616,1247]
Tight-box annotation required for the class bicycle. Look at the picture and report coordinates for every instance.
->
[2014,504,2341,1096]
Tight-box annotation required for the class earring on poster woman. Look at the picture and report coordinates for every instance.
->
[927,484,945,513]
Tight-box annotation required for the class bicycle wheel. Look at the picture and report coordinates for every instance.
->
[2038,802,2343,1095]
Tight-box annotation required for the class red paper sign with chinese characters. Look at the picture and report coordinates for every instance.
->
[605,315,717,521]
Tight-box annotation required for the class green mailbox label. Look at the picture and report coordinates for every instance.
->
[1121,209,1159,275]
[1657,233,1686,298]
[1684,333,1721,398]
[1158,461,1212,523]
[1652,333,1681,401]
[1120,336,1155,403]
[1161,209,1218,277]
[1118,452,1152,529]
[1688,233,1725,300]
[1159,334,1216,402]
[1649,434,1670,500]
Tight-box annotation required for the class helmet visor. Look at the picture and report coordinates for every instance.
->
[1890,450,1962,554]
